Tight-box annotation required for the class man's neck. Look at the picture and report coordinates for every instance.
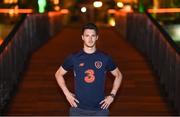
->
[83,46,96,54]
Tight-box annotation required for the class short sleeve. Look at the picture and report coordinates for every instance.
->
[61,55,73,71]
[105,56,117,71]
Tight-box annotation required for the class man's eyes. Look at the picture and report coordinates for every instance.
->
[85,35,96,37]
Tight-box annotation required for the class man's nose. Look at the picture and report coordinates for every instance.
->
[90,36,94,39]
[89,36,92,40]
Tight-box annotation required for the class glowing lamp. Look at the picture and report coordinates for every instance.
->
[109,18,115,27]
[53,0,59,5]
[54,6,60,11]
[117,2,123,8]
[93,1,103,8]
[81,7,87,13]
[38,0,47,13]
[123,5,132,12]
[0,39,3,45]
[60,9,69,14]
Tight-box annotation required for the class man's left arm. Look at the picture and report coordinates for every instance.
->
[110,67,122,95]
[100,67,123,109]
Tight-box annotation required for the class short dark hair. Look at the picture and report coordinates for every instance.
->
[82,23,98,35]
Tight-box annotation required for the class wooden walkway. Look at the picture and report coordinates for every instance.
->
[5,27,176,115]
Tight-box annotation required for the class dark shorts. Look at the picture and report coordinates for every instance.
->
[69,107,109,116]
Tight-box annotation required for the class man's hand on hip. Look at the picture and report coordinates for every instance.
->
[99,96,114,109]
[65,92,79,107]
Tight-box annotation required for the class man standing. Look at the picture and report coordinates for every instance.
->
[55,23,122,116]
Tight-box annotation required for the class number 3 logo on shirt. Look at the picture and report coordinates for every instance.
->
[84,69,95,83]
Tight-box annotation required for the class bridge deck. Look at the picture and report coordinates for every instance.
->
[5,27,175,115]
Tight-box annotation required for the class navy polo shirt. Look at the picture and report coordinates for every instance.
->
[62,50,117,110]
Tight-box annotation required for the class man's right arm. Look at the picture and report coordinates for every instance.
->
[55,66,79,107]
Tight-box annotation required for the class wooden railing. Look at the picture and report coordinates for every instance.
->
[115,12,180,114]
[0,12,64,114]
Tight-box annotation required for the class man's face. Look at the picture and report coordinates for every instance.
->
[82,29,98,48]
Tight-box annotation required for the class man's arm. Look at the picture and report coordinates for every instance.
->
[100,67,122,109]
[55,66,79,107]
[110,67,122,96]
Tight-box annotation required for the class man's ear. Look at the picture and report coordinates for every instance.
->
[96,35,99,40]
[81,35,84,40]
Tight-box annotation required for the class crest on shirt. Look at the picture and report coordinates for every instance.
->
[79,62,84,67]
[95,61,102,69]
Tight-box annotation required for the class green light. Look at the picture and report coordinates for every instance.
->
[38,0,47,13]
[138,0,145,13]
[139,4,144,13]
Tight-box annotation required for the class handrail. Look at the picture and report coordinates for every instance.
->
[0,14,27,54]
[146,12,180,54]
